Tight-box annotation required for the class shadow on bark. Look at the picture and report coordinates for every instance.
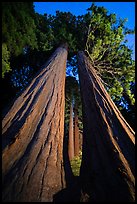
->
[53,133,81,202]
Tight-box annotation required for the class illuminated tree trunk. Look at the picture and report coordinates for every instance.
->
[78,51,135,202]
[74,104,79,157]
[2,44,68,202]
[68,101,74,161]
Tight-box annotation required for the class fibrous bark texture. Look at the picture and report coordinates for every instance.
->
[78,51,135,202]
[2,45,68,202]
[68,102,74,161]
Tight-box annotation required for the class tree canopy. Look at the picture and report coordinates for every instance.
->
[85,3,135,105]
[2,2,135,129]
[84,3,135,129]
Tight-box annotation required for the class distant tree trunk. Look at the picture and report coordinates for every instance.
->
[78,51,135,202]
[68,101,74,161]
[2,44,68,202]
[79,131,83,151]
[74,104,79,157]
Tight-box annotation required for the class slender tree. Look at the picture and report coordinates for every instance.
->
[68,101,74,160]
[78,51,135,202]
[74,102,80,157]
[65,76,81,160]
[2,44,68,202]
[65,76,78,161]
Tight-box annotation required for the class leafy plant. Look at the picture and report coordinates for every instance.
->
[2,43,11,78]
[70,151,82,176]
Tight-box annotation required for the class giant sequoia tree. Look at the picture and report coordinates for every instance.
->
[2,44,68,202]
[85,3,135,129]
[78,51,135,202]
[2,3,135,124]
[2,2,135,202]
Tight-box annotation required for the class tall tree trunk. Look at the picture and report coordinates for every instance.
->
[79,132,83,151]
[68,101,74,160]
[78,51,135,202]
[74,104,79,157]
[2,44,68,202]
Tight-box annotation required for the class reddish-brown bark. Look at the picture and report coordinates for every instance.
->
[2,45,68,202]
[68,101,74,161]
[79,132,83,151]
[74,105,79,157]
[78,51,135,202]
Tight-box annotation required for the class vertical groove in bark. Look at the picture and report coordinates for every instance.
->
[68,101,74,161]
[74,105,79,157]
[78,51,135,202]
[2,45,68,202]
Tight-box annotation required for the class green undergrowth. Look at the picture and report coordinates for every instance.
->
[70,151,82,176]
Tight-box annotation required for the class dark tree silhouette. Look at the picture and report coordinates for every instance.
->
[78,51,135,202]
[2,44,68,202]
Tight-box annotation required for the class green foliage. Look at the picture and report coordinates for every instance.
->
[48,11,78,54]
[2,2,135,129]
[108,79,123,101]
[70,151,82,176]
[2,43,11,78]
[34,13,54,51]
[2,2,37,64]
[85,3,135,110]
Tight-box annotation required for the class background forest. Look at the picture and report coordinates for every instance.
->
[2,2,135,132]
